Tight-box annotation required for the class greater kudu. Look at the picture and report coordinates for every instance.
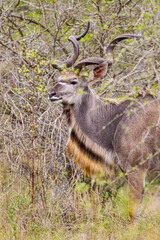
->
[48,23,160,225]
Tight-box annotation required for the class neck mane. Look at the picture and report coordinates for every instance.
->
[63,88,130,176]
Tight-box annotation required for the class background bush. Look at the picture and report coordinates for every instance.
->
[0,0,160,239]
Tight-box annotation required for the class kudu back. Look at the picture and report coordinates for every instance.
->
[49,23,160,225]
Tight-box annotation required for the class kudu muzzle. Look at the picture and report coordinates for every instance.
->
[48,83,63,102]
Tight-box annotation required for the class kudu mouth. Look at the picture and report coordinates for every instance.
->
[48,92,62,102]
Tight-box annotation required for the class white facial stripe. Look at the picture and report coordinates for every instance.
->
[58,82,67,85]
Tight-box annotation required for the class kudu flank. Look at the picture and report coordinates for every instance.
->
[49,23,160,225]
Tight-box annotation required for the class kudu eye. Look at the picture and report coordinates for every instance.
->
[70,80,78,85]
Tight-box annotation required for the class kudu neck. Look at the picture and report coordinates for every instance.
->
[63,87,132,175]
[63,88,131,151]
[62,86,94,127]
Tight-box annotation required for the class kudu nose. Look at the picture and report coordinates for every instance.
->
[48,92,56,99]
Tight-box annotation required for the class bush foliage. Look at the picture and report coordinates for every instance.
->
[0,0,160,239]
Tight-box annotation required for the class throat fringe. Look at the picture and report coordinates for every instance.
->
[66,125,114,176]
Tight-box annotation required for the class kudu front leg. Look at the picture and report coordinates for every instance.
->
[128,168,146,225]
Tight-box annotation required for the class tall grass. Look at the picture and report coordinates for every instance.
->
[0,162,160,240]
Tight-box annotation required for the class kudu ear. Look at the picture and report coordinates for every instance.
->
[75,32,141,80]
[93,61,108,79]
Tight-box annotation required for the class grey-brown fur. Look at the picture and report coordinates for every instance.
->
[48,25,159,225]
[49,75,160,225]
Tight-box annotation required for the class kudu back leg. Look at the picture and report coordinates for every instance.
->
[128,168,146,225]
